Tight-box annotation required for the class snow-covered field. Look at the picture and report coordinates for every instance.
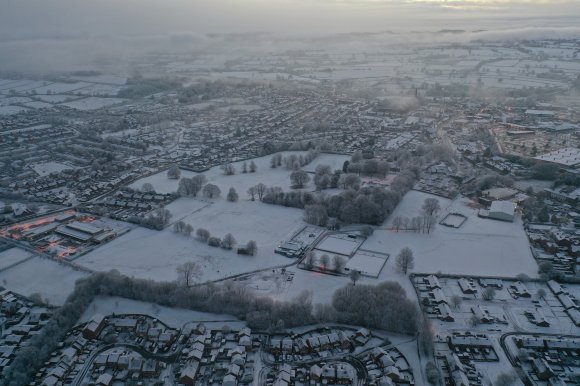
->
[76,199,305,282]
[79,296,245,329]
[81,153,355,283]
[362,191,538,277]
[0,257,88,306]
[0,247,32,270]
[60,97,126,110]
[31,161,75,176]
[130,151,317,194]
[130,170,199,194]
[33,94,73,103]
[302,153,350,173]
[0,105,28,115]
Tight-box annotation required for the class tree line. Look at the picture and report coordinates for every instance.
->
[172,223,257,256]
[259,165,419,226]
[2,271,422,386]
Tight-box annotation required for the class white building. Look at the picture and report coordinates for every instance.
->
[488,201,516,222]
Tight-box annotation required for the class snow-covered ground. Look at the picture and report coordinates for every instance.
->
[80,152,356,283]
[0,257,88,306]
[79,296,245,329]
[130,150,316,194]
[76,199,305,282]
[0,105,28,115]
[362,191,538,277]
[302,153,350,173]
[0,247,32,270]
[33,94,73,103]
[31,161,75,176]
[60,97,126,110]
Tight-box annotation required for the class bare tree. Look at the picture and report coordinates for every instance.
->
[423,215,436,234]
[402,217,410,231]
[183,224,193,236]
[422,198,441,218]
[255,183,267,201]
[173,220,186,233]
[392,216,402,232]
[482,287,496,301]
[247,186,257,201]
[246,240,257,255]
[249,160,257,173]
[332,255,345,272]
[241,162,248,173]
[221,163,236,175]
[227,187,239,202]
[396,247,415,274]
[176,261,202,287]
[221,233,236,249]
[178,175,206,197]
[196,228,210,242]
[349,270,361,285]
[450,295,462,309]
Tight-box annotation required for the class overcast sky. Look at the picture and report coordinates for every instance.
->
[1,0,580,38]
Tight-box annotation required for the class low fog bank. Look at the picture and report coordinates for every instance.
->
[2,25,580,75]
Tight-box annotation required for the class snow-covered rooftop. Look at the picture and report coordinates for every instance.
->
[534,148,580,167]
[490,200,516,216]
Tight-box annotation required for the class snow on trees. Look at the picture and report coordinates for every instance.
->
[332,255,345,272]
[196,228,210,242]
[319,254,330,270]
[349,270,361,285]
[422,198,441,218]
[178,174,206,197]
[255,183,267,201]
[203,184,221,198]
[304,204,328,227]
[173,220,186,233]
[450,295,462,309]
[167,164,181,179]
[290,170,310,188]
[221,233,236,249]
[338,173,361,190]
[304,251,315,270]
[143,208,172,230]
[221,163,235,175]
[482,287,496,301]
[141,182,155,193]
[314,164,332,190]
[249,160,257,173]
[246,240,257,255]
[351,150,363,163]
[396,247,415,274]
[247,186,257,201]
[227,187,239,202]
[208,237,221,247]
